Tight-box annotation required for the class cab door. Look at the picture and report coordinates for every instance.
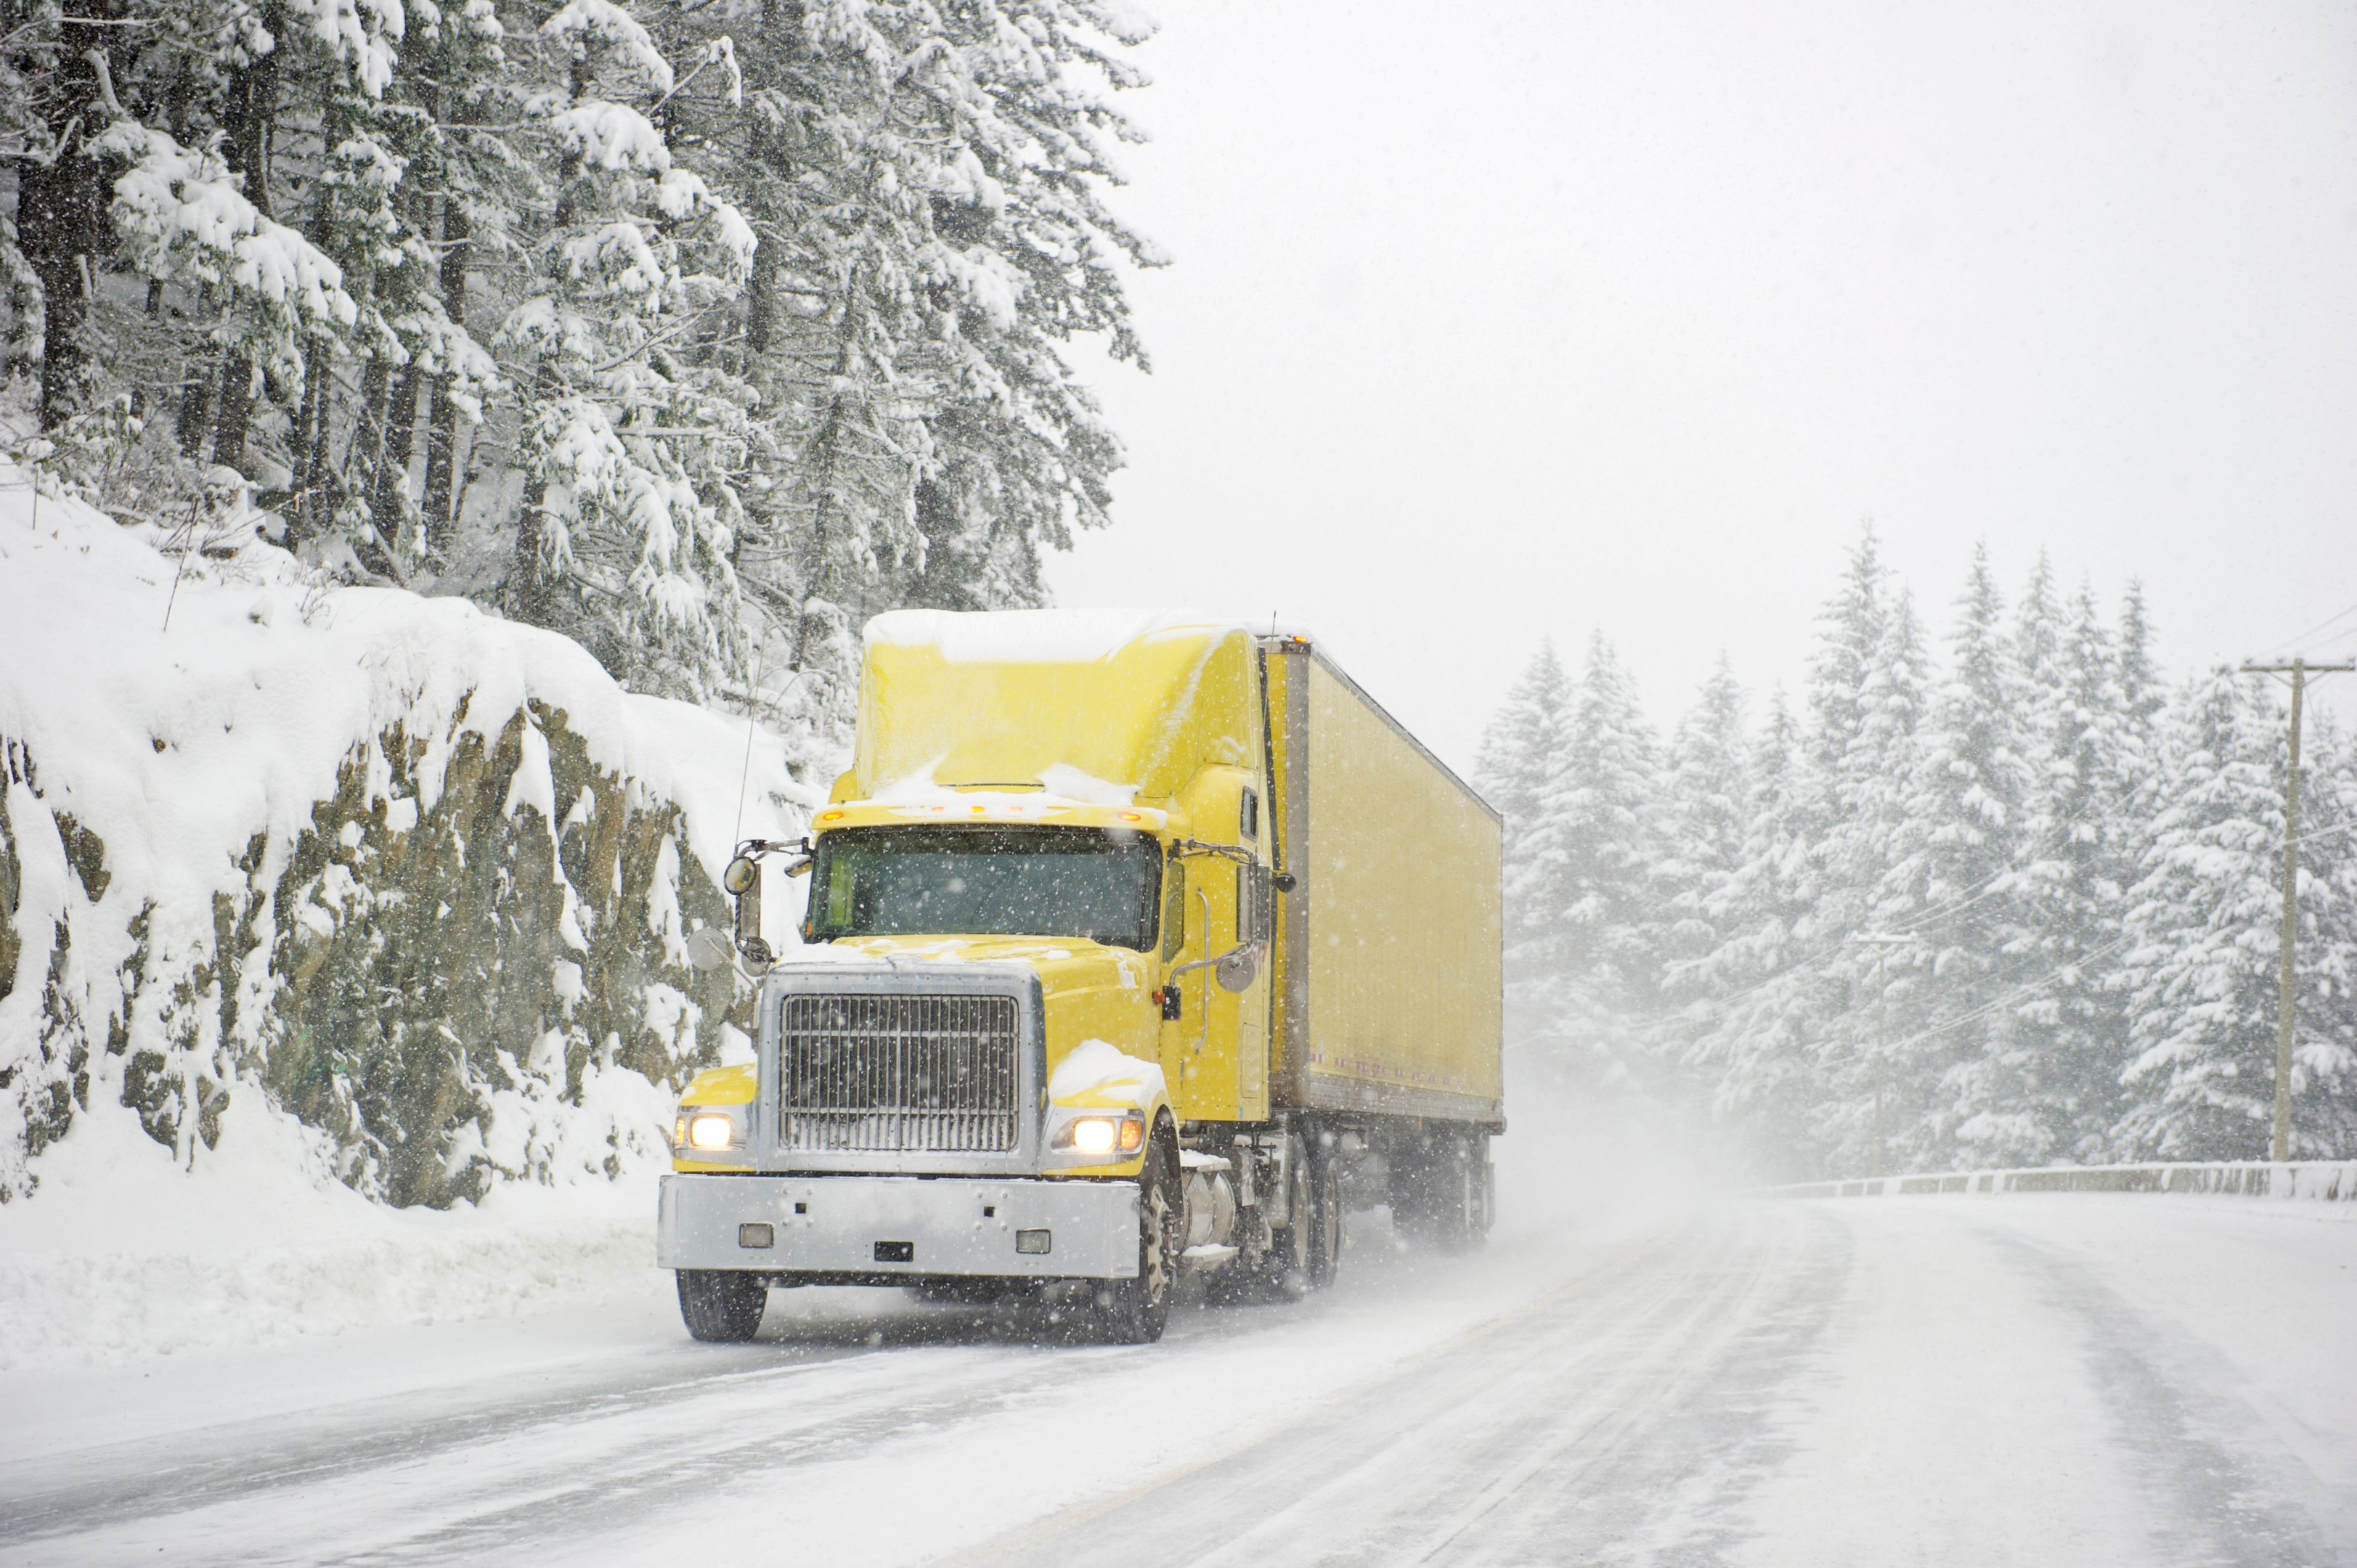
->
[1158,771,1274,1122]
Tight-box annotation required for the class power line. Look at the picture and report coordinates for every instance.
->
[1868,933,2138,1061]
[1647,784,2140,1034]
[2257,600,2357,658]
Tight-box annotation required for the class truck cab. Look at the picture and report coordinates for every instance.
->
[657,610,1499,1343]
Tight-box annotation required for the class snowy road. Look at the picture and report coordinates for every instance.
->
[3,1194,2350,1567]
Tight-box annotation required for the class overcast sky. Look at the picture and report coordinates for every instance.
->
[1045,0,2357,779]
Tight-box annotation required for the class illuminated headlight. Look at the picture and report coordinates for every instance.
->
[673,1106,746,1153]
[1053,1113,1145,1156]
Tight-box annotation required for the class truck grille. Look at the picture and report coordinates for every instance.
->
[779,994,1022,1153]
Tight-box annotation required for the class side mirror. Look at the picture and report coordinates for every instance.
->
[685,926,734,973]
[723,854,770,974]
[1216,944,1258,993]
[1271,871,1297,894]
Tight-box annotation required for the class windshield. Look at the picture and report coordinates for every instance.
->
[804,825,1163,950]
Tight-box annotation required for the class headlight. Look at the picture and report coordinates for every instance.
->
[1053,1113,1144,1155]
[673,1106,746,1153]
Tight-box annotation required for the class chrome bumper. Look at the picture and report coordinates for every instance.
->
[657,1173,1141,1279]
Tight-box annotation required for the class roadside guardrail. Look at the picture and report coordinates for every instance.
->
[1753,1159,2357,1203]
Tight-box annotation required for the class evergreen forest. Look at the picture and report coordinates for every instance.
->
[1478,533,2357,1180]
[1,0,1154,767]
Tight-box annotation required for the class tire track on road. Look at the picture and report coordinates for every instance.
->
[960,1204,1845,1568]
[1972,1223,2338,1568]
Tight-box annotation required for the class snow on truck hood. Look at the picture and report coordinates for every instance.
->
[773,933,1152,984]
[1047,1039,1165,1111]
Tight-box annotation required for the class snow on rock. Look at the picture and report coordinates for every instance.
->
[0,460,812,1261]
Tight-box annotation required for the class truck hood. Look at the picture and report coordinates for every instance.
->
[774,933,1154,997]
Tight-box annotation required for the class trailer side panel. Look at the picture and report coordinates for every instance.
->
[1268,641,1503,1124]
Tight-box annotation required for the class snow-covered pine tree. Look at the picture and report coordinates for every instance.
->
[2304,709,2357,1153]
[2,0,1157,732]
[1998,581,2138,1160]
[2115,668,2357,1158]
[888,0,1157,614]
[487,0,758,700]
[1513,632,1669,1098]
[1641,655,1753,1138]
[1658,654,1750,988]
[658,0,1159,754]
[1820,586,1943,1173]
[1476,640,1571,967]
[1804,525,1890,778]
[1891,544,2038,1164]
[1677,689,1829,1175]
[1688,528,1900,1177]
[2115,580,2167,733]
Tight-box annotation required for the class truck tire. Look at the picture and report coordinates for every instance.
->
[1209,1139,1310,1305]
[1096,1132,1178,1344]
[1390,1130,1484,1253]
[1306,1147,1344,1290]
[677,1268,768,1342]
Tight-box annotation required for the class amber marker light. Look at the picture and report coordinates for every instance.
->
[1119,1118,1146,1153]
[1120,812,1144,822]
[819,810,845,822]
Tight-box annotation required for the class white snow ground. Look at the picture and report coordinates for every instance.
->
[1,1191,2349,1568]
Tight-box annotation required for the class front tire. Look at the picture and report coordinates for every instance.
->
[1096,1130,1179,1344]
[677,1268,768,1342]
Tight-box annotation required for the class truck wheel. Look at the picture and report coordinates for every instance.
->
[677,1269,768,1342]
[1306,1148,1344,1290]
[1210,1147,1309,1306]
[1096,1133,1178,1344]
[1391,1132,1481,1252]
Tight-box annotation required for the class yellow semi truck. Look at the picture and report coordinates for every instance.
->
[659,611,1503,1343]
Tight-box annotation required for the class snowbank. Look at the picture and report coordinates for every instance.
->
[0,1089,659,1370]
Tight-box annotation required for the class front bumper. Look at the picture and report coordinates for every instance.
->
[658,1173,1141,1280]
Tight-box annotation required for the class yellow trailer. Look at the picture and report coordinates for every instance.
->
[658,612,1503,1343]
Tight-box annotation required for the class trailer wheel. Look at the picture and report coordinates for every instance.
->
[676,1269,768,1342]
[1096,1130,1178,1344]
[1391,1130,1485,1253]
[1306,1147,1344,1289]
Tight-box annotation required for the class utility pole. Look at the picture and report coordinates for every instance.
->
[1849,933,1916,1180]
[2239,657,2355,1162]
